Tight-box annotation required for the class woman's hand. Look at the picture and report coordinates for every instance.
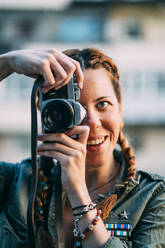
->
[0,49,83,92]
[37,125,90,203]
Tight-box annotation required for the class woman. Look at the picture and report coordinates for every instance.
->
[0,48,165,248]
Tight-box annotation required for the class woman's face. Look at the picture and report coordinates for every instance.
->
[79,68,122,168]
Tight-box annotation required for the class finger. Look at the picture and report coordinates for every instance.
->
[38,150,66,163]
[38,142,80,157]
[38,133,66,142]
[69,58,84,89]
[58,57,83,90]
[65,125,90,146]
[41,85,55,93]
[57,58,84,90]
[54,72,73,90]
[49,57,68,88]
[40,61,55,87]
[38,149,79,169]
[38,129,88,150]
[55,54,77,88]
[38,133,80,150]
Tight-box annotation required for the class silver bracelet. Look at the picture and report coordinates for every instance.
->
[73,202,96,216]
[73,214,82,237]
[73,202,97,237]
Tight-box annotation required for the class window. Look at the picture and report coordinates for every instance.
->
[123,19,143,40]
[157,73,165,95]
[17,18,36,39]
[56,16,104,43]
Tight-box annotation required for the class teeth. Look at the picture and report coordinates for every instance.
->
[87,137,105,146]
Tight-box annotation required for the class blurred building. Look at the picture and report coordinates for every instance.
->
[0,0,165,175]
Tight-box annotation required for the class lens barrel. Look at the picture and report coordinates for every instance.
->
[42,99,74,132]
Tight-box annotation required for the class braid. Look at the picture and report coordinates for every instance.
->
[97,194,117,221]
[118,122,136,183]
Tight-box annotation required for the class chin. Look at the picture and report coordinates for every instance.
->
[86,155,106,168]
[86,145,114,167]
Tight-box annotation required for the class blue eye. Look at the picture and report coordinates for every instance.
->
[97,101,108,109]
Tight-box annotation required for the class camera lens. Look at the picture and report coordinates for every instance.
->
[42,99,74,132]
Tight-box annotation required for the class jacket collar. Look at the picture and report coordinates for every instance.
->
[94,149,139,204]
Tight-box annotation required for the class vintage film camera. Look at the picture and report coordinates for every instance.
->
[39,74,86,133]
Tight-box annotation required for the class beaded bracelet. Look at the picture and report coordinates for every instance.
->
[74,209,101,241]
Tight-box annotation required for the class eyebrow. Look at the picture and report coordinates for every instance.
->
[95,96,111,102]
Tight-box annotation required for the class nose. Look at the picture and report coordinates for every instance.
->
[82,109,101,129]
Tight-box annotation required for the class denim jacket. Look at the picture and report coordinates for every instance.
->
[0,156,165,248]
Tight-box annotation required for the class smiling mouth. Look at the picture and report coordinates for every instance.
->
[87,136,107,146]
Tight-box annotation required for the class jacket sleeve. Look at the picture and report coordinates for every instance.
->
[0,161,16,209]
[132,181,165,248]
[102,236,129,248]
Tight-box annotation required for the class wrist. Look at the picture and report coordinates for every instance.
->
[66,185,92,209]
[73,202,96,217]
[0,52,13,80]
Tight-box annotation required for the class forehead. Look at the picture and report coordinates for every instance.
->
[80,68,116,102]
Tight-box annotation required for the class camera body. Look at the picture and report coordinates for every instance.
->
[39,75,86,133]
